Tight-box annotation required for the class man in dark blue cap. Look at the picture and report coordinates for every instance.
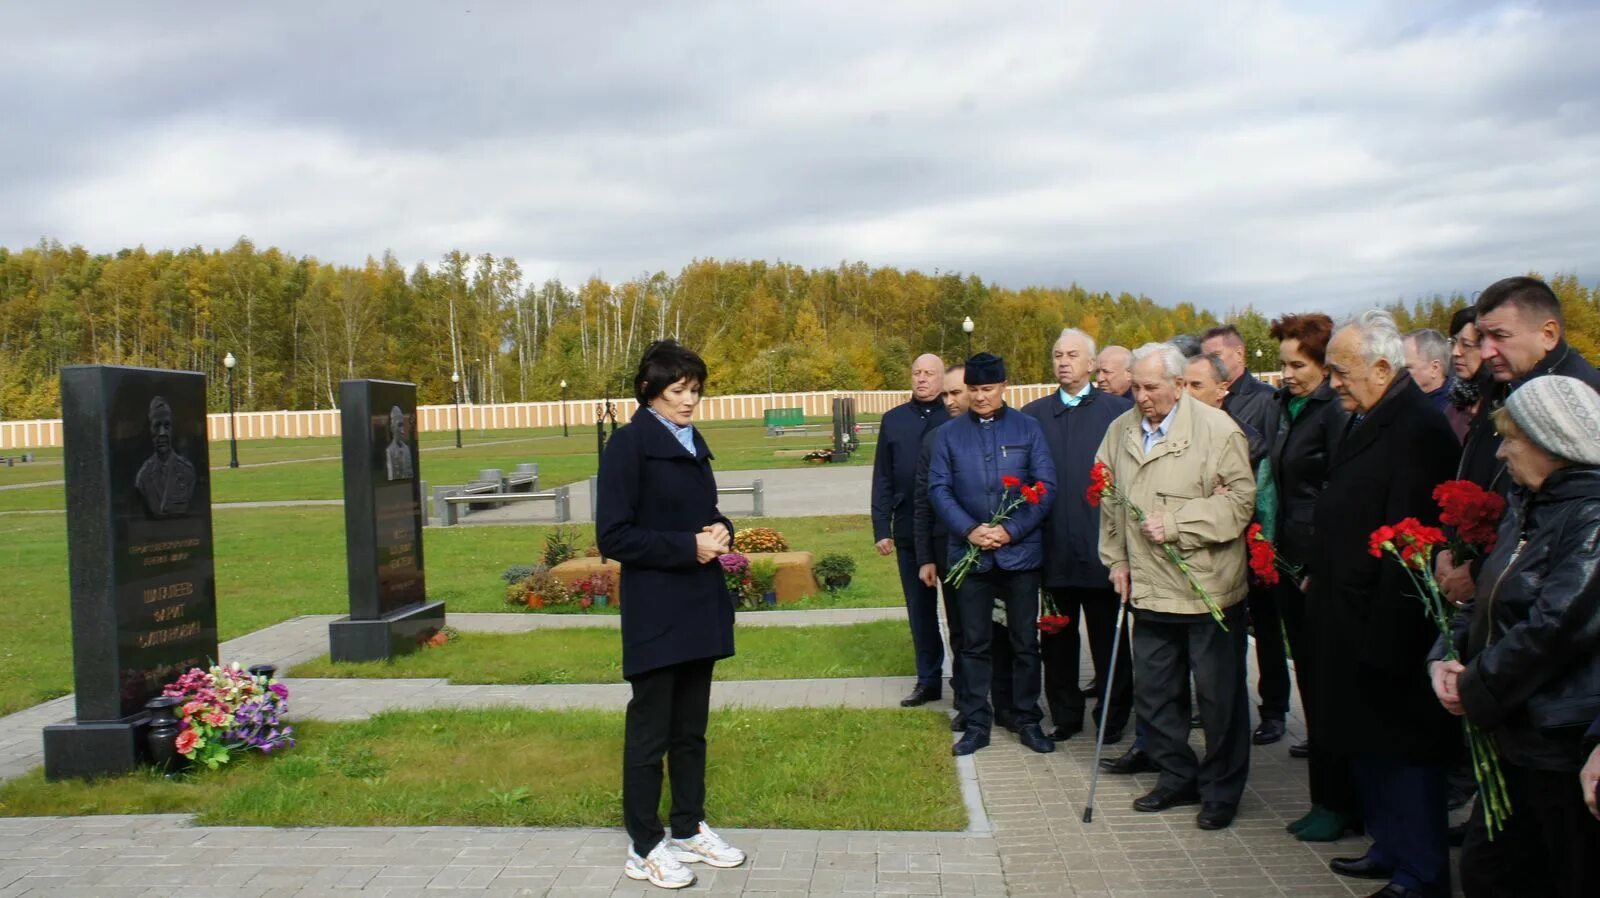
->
[928,352,1058,756]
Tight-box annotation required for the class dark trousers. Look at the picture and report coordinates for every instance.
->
[1352,753,1449,897]
[895,546,945,688]
[1132,605,1251,805]
[623,658,714,857]
[990,610,1013,719]
[1460,762,1600,897]
[954,567,1042,733]
[1280,579,1360,816]
[1042,587,1132,735]
[1246,583,1290,719]
[936,557,965,699]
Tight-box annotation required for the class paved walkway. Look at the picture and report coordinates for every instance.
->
[454,465,872,526]
[0,608,1458,896]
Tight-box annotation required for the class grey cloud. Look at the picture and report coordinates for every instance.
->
[5,1,1600,316]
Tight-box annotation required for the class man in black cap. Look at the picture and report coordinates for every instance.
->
[928,353,1058,756]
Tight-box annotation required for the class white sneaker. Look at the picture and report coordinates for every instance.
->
[624,842,696,889]
[669,821,747,868]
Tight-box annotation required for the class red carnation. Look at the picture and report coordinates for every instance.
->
[1433,480,1506,556]
[1020,484,1041,505]
[1038,614,1073,635]
[1002,475,1022,489]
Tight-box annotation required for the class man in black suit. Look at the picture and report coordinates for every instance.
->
[872,352,949,706]
[1023,328,1134,742]
[1311,310,1460,898]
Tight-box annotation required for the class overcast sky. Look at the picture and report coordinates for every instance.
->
[6,1,1599,315]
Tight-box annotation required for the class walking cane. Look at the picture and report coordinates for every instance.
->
[1081,595,1131,823]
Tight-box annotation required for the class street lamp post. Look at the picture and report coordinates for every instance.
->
[559,379,568,438]
[767,349,776,394]
[223,352,239,468]
[451,371,462,449]
[962,316,975,358]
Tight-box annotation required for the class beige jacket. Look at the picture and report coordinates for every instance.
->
[1095,393,1255,614]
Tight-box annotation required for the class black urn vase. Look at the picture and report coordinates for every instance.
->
[144,695,184,774]
[248,664,278,681]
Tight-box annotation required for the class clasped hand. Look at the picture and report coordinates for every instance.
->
[695,522,731,563]
[1429,659,1467,716]
[966,523,1011,550]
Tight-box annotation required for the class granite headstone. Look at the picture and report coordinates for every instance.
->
[43,365,219,780]
[328,380,445,661]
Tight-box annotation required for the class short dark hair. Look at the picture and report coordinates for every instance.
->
[1168,334,1202,358]
[1200,324,1244,347]
[1269,313,1334,365]
[633,340,708,405]
[1475,276,1563,328]
[1448,306,1476,337]
[1191,352,1229,383]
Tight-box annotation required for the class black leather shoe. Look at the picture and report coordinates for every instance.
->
[1047,725,1082,742]
[1133,785,1200,812]
[1018,724,1056,754]
[1080,679,1099,696]
[1288,739,1311,759]
[1253,719,1286,745]
[949,714,967,733]
[1098,727,1125,745]
[1366,885,1425,898]
[1195,802,1237,830]
[900,683,941,707]
[1100,746,1156,774]
[1329,855,1394,881]
[1189,713,1202,729]
[952,727,989,756]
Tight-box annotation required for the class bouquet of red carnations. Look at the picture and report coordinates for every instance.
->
[1087,461,1228,629]
[945,475,1047,589]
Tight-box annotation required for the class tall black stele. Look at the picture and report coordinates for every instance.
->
[42,365,220,780]
[327,379,445,661]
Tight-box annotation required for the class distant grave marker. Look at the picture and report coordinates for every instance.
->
[328,380,445,661]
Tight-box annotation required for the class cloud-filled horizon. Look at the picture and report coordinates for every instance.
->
[7,1,1600,316]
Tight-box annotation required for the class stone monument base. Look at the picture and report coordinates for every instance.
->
[42,717,146,781]
[329,600,447,663]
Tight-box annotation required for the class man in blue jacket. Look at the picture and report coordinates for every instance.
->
[871,352,949,706]
[928,352,1058,756]
[1024,329,1134,743]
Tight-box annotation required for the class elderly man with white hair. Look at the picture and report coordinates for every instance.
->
[1403,328,1453,417]
[1309,309,1460,898]
[1095,341,1256,830]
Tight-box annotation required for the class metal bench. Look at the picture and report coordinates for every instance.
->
[586,476,764,518]
[437,484,571,526]
[767,424,823,437]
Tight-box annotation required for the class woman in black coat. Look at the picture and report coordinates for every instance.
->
[1429,375,1600,897]
[1310,311,1460,898]
[1266,313,1357,842]
[596,341,745,890]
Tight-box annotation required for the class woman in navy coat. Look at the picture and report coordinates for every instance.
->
[596,340,745,890]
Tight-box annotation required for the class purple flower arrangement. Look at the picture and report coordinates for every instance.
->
[162,662,295,769]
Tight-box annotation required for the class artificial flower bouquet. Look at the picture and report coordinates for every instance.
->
[163,662,294,769]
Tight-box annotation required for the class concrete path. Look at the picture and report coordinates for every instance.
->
[0,607,1454,896]
[455,464,872,526]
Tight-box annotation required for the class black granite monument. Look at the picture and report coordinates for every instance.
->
[43,366,220,780]
[328,380,445,661]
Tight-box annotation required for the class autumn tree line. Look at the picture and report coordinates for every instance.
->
[2,238,1598,420]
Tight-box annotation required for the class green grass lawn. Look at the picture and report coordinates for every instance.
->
[0,511,897,716]
[0,417,874,510]
[0,708,964,830]
[289,620,913,684]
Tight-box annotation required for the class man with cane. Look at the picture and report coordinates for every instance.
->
[1084,342,1256,829]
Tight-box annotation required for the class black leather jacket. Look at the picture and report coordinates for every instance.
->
[1431,466,1600,772]
[1268,380,1347,574]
